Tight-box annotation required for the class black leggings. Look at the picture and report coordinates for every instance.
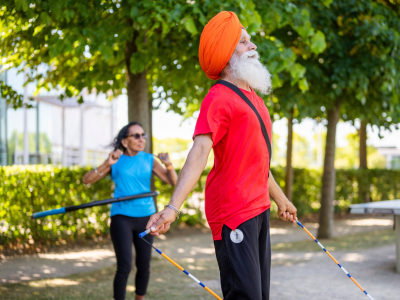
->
[110,215,154,300]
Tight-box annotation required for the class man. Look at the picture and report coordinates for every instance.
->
[146,11,297,300]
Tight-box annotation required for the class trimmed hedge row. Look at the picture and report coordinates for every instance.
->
[1,165,400,250]
[0,165,113,250]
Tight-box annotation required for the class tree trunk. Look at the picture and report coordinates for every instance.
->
[358,120,369,202]
[359,121,367,169]
[285,108,294,202]
[149,94,158,210]
[126,71,151,153]
[317,100,341,239]
[125,34,152,154]
[125,31,157,206]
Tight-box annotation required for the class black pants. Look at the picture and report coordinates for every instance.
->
[214,209,271,300]
[110,215,154,300]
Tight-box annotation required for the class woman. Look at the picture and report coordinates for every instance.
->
[82,121,177,300]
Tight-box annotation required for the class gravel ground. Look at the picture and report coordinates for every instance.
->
[1,215,397,300]
[270,245,399,300]
[187,245,399,300]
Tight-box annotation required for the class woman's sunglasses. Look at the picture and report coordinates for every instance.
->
[126,133,147,140]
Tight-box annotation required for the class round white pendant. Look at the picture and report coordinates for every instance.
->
[230,229,244,243]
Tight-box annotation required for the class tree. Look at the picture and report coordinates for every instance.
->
[293,0,400,238]
[260,1,329,201]
[1,0,326,155]
[1,0,217,152]
[339,2,400,202]
[272,84,319,202]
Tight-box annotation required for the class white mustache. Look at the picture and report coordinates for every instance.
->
[241,50,259,60]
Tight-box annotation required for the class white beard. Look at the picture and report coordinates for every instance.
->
[228,50,272,95]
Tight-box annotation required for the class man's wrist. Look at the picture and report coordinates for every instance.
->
[165,204,180,219]
[271,196,284,205]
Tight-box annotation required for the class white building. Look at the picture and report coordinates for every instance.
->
[377,147,400,170]
[0,68,128,167]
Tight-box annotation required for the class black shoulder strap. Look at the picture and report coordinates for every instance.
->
[215,80,272,169]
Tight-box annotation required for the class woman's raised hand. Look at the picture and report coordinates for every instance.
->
[107,149,123,166]
[157,153,172,166]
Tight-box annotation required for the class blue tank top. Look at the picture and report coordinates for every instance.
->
[110,152,156,217]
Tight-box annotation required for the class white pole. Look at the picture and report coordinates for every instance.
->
[23,69,29,165]
[79,104,86,166]
[110,100,114,142]
[317,125,323,167]
[386,155,392,170]
[14,133,18,164]
[62,107,67,166]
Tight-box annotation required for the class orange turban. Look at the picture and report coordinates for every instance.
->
[199,11,244,80]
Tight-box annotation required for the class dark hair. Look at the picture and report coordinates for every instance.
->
[111,121,143,151]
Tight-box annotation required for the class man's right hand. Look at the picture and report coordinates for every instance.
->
[107,150,122,166]
[277,199,297,223]
[146,207,178,236]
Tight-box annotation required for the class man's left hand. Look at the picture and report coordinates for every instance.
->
[277,200,297,223]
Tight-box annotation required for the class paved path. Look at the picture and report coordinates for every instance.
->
[188,245,399,300]
[0,216,394,285]
[0,248,116,284]
[270,245,399,300]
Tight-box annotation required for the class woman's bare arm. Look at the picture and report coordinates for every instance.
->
[152,155,178,186]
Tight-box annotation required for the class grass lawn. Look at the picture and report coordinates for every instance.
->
[1,228,395,299]
[272,229,395,252]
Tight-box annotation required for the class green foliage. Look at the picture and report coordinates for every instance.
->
[298,0,400,125]
[335,169,400,211]
[310,30,327,54]
[2,165,400,250]
[0,0,323,115]
[0,81,34,108]
[273,0,400,131]
[0,165,113,250]
[154,168,210,227]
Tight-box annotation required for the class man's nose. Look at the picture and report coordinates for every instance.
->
[249,41,257,51]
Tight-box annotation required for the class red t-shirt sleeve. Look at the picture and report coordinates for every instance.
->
[193,88,235,146]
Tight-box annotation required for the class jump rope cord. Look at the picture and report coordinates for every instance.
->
[139,232,223,300]
[296,220,375,300]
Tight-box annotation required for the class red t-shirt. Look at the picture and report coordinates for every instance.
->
[193,84,272,240]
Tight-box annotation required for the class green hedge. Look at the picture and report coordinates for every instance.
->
[1,165,400,251]
[334,169,400,211]
[0,165,113,250]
